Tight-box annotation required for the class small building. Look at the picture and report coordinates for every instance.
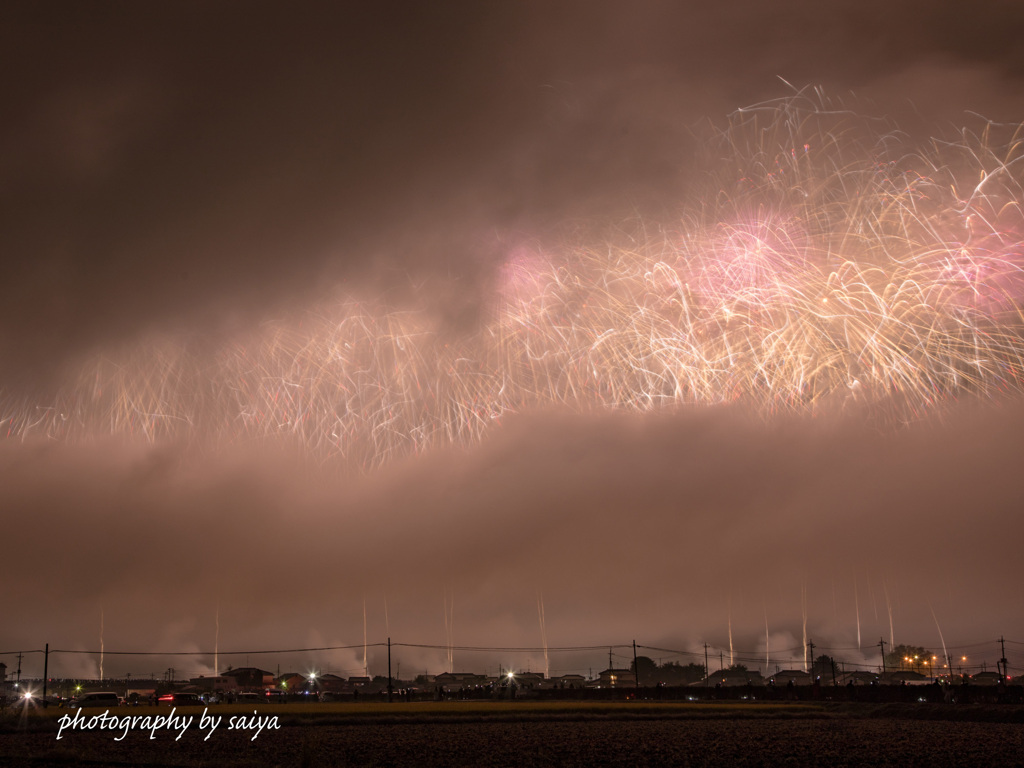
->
[315,674,348,692]
[221,667,274,691]
[596,668,636,688]
[276,673,308,693]
[434,672,488,690]
[883,670,930,685]
[550,674,587,689]
[706,669,766,687]
[838,670,879,686]
[768,669,812,686]
[512,672,545,689]
[189,675,236,692]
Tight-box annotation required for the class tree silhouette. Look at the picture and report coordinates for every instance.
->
[885,645,934,674]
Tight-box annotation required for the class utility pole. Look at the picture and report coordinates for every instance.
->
[807,640,815,679]
[16,652,22,687]
[632,641,639,690]
[878,638,887,675]
[387,637,393,703]
[42,647,48,708]
[998,636,1008,682]
[704,644,709,687]
[608,647,613,671]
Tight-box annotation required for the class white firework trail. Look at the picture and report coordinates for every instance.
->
[801,583,808,672]
[854,576,861,650]
[537,590,549,679]
[883,582,895,649]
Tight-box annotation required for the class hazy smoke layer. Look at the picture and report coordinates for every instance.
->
[3,402,1021,676]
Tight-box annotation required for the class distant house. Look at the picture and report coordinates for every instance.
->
[434,672,488,689]
[838,670,879,686]
[768,670,812,686]
[189,674,236,692]
[512,672,545,689]
[706,669,766,687]
[596,668,636,688]
[276,673,308,692]
[883,670,930,685]
[221,667,275,690]
[550,674,587,689]
[315,674,348,692]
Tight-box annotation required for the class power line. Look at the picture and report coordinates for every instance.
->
[49,643,379,656]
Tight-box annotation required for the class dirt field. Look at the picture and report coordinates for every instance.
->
[2,701,1022,767]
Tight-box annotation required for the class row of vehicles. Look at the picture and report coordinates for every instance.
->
[7,687,297,708]
[60,690,283,707]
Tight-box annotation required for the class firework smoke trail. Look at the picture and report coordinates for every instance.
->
[537,590,549,679]
[728,596,734,668]
[884,582,895,648]
[868,574,879,621]
[801,582,808,672]
[764,605,770,674]
[214,603,220,676]
[443,590,454,674]
[929,602,950,676]
[854,576,861,650]
[6,92,1024,467]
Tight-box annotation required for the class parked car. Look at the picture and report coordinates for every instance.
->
[157,692,203,706]
[71,692,120,708]
[235,692,263,704]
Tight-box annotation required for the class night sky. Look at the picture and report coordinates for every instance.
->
[3,1,1024,681]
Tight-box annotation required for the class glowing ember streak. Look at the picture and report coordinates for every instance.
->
[4,93,1024,468]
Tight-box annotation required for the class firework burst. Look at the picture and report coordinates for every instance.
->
[6,92,1024,468]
